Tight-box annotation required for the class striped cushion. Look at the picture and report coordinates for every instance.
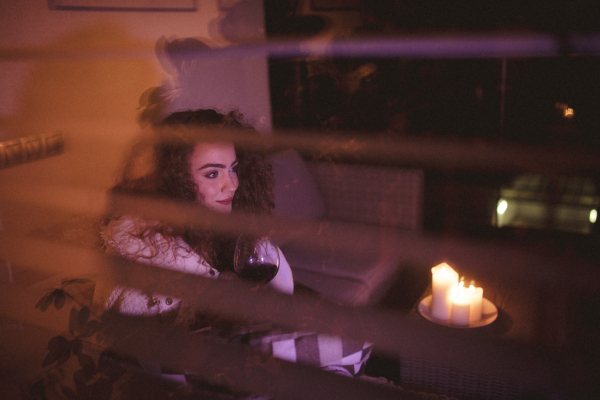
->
[253,331,372,377]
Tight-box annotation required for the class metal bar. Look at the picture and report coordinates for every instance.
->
[3,33,600,62]
[72,126,600,174]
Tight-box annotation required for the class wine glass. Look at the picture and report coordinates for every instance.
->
[234,234,280,284]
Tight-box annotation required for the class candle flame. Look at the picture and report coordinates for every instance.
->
[453,280,466,300]
[432,262,458,280]
[438,263,453,277]
[469,284,475,292]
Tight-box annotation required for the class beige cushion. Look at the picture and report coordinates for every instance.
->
[280,223,403,307]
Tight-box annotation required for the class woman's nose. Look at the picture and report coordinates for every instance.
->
[222,172,238,192]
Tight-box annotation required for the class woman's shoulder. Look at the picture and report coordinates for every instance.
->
[100,214,218,277]
[100,214,164,260]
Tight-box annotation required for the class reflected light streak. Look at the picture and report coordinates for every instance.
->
[591,209,597,223]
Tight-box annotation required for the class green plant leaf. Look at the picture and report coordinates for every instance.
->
[47,335,69,351]
[29,380,45,398]
[85,319,103,334]
[95,329,106,344]
[57,345,72,365]
[91,378,113,400]
[70,338,83,355]
[78,353,96,375]
[61,385,78,400]
[53,289,66,310]
[35,292,54,312]
[43,336,70,367]
[98,349,128,380]
[79,321,98,338]
[69,306,78,335]
[78,306,91,328]
[74,367,94,383]
[78,330,94,338]
[42,350,59,367]
[73,369,91,398]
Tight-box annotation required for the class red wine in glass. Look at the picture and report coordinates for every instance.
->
[236,262,278,283]
[234,234,280,284]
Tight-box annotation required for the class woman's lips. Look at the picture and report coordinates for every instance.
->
[216,198,233,205]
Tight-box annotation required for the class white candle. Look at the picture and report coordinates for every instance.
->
[430,263,459,321]
[451,283,471,326]
[468,283,484,323]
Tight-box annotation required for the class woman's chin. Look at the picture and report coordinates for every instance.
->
[207,204,232,214]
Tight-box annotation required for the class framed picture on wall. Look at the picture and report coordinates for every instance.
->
[48,0,197,11]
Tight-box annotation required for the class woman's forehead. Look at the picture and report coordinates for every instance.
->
[189,141,236,165]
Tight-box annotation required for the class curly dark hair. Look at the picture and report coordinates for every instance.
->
[109,109,275,272]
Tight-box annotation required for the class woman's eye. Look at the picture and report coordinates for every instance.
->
[205,171,218,179]
[230,164,238,173]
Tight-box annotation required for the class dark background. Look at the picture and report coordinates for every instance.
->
[264,0,600,238]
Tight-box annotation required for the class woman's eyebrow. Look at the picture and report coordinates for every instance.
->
[198,159,238,170]
[198,163,226,170]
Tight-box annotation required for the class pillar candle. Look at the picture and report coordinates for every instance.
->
[430,263,459,320]
[468,283,484,323]
[451,284,471,326]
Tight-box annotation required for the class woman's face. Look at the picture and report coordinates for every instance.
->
[188,141,238,214]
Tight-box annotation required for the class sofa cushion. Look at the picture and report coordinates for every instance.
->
[268,149,327,219]
[280,222,403,307]
[291,268,371,306]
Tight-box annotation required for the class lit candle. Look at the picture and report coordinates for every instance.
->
[451,282,471,326]
[468,282,483,323]
[431,263,459,321]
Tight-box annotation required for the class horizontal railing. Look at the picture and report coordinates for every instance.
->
[2,33,600,62]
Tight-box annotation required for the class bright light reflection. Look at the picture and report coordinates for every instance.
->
[564,108,574,118]
[590,209,597,224]
[497,199,508,215]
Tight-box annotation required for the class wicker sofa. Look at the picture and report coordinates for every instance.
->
[267,149,424,307]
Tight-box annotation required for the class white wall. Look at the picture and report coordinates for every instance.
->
[0,0,272,234]
[0,0,272,128]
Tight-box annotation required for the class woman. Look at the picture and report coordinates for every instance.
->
[96,108,371,384]
[96,109,293,317]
